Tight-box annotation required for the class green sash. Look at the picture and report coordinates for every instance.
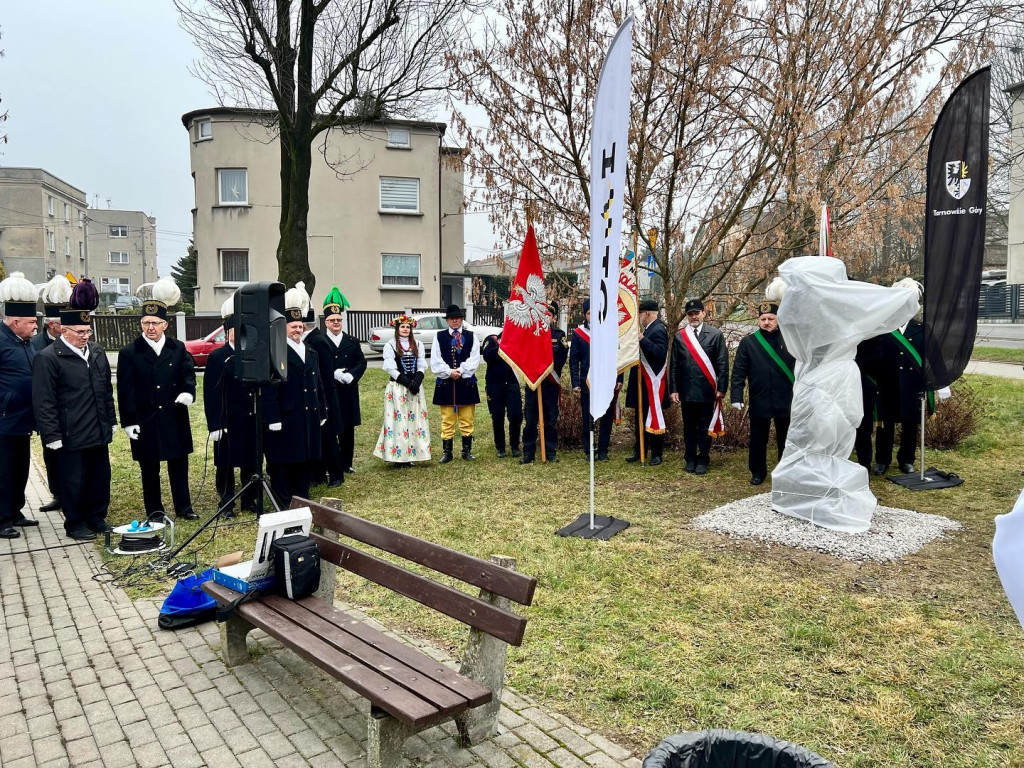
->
[890,330,935,412]
[753,330,794,384]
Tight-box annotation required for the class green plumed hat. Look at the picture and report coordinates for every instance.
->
[322,286,350,317]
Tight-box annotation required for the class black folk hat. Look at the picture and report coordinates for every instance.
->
[639,298,659,313]
[445,304,465,319]
[684,298,705,314]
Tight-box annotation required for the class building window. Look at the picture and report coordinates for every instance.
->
[109,225,129,238]
[218,169,248,205]
[109,251,130,264]
[64,203,71,222]
[48,196,55,216]
[381,253,421,287]
[101,277,131,296]
[48,231,56,252]
[195,118,212,141]
[79,242,84,260]
[386,127,411,148]
[220,249,249,282]
[64,237,71,256]
[379,177,419,213]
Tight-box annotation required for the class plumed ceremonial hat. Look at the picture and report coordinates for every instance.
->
[548,300,559,316]
[0,272,38,318]
[892,277,924,298]
[221,294,236,331]
[639,298,659,313]
[322,286,350,318]
[42,275,73,320]
[142,277,181,321]
[60,278,99,326]
[284,281,311,322]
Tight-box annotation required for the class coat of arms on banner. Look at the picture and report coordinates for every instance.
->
[945,161,971,200]
[506,273,550,336]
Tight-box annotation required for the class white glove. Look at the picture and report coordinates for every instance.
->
[320,418,327,426]
[268,422,283,432]
[125,425,141,440]
[210,428,225,441]
[937,386,952,402]
[333,368,347,383]
[732,403,744,410]
[341,372,354,384]
[46,440,63,450]
[175,393,194,407]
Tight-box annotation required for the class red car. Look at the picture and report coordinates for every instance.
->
[184,325,226,368]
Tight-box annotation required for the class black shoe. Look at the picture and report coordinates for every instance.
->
[328,479,344,487]
[177,510,200,521]
[0,527,20,539]
[222,508,237,519]
[597,451,610,462]
[497,450,507,458]
[899,463,915,474]
[147,511,167,523]
[511,448,522,458]
[39,498,62,512]
[625,453,642,463]
[694,464,708,475]
[684,461,696,473]
[872,463,889,476]
[66,528,96,541]
[519,455,534,465]
[649,456,663,467]
[547,456,559,463]
[439,439,454,465]
[750,475,765,486]
[13,518,39,527]
[88,521,111,534]
[461,436,475,461]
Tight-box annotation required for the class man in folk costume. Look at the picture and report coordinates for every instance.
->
[204,295,262,517]
[729,281,796,485]
[32,274,73,514]
[481,330,523,458]
[430,304,481,463]
[262,286,327,506]
[570,298,622,461]
[319,287,366,475]
[670,298,728,475]
[625,299,670,465]
[116,278,199,521]
[520,301,569,464]
[298,283,343,488]
[32,279,118,541]
[0,272,41,538]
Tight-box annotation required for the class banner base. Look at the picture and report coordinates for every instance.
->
[556,514,630,540]
[887,467,964,491]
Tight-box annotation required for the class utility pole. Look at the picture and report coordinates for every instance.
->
[140,219,147,286]
[81,214,90,281]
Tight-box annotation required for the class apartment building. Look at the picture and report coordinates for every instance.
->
[182,107,466,313]
[85,209,158,301]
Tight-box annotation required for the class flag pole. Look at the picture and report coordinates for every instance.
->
[635,227,645,465]
[538,386,547,463]
[919,394,926,481]
[589,422,596,529]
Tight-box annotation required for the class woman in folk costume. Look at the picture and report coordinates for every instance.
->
[374,316,431,466]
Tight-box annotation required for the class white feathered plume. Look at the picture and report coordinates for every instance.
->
[221,295,235,319]
[764,276,787,303]
[892,277,923,298]
[44,275,73,305]
[152,277,181,307]
[284,282,311,314]
[0,272,39,303]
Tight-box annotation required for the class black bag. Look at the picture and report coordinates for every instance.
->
[270,535,321,600]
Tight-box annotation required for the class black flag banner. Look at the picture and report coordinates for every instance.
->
[923,67,990,390]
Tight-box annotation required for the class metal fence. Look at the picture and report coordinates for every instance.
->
[185,315,224,340]
[472,306,505,327]
[978,284,1023,322]
[89,315,172,350]
[346,310,404,342]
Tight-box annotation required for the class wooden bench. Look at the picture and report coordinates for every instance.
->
[202,496,537,767]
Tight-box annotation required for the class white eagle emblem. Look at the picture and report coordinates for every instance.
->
[506,274,550,336]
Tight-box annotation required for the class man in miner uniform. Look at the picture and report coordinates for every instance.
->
[116,278,199,521]
[32,274,73,514]
[298,283,344,487]
[319,287,367,475]
[262,286,327,506]
[204,294,262,516]
[431,304,481,463]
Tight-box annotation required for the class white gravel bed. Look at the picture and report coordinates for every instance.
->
[691,493,961,562]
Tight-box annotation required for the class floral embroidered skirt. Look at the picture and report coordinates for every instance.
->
[373,381,432,463]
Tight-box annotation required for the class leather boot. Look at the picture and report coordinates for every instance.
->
[461,436,475,460]
[510,422,522,457]
[439,439,454,464]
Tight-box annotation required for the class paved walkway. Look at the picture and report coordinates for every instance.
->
[963,360,1024,379]
[0,463,642,768]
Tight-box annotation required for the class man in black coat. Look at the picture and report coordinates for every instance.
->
[302,307,343,487]
[431,304,481,463]
[321,298,367,474]
[262,298,328,507]
[853,337,882,471]
[31,285,67,513]
[624,299,670,465]
[670,298,728,474]
[33,307,118,540]
[570,298,622,461]
[521,302,568,464]
[730,300,796,485]
[481,331,523,458]
[117,293,199,521]
[204,300,262,516]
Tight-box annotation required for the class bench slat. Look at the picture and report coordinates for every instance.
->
[312,532,529,647]
[261,595,476,712]
[292,594,492,707]
[295,497,537,606]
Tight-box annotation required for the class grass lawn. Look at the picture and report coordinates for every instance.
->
[971,346,1024,366]
[79,368,1024,766]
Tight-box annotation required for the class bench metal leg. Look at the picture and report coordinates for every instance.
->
[367,706,412,768]
[221,614,255,667]
[314,497,343,605]
[456,555,516,746]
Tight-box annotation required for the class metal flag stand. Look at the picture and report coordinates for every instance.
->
[886,392,964,491]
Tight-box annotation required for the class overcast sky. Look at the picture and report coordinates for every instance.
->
[1,1,495,280]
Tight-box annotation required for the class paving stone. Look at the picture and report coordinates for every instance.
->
[30,734,66,764]
[516,722,560,753]
[510,743,557,767]
[162,743,205,768]
[551,726,599,757]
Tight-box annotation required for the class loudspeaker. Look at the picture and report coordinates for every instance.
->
[234,281,288,385]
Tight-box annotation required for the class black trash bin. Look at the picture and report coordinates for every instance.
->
[643,729,834,768]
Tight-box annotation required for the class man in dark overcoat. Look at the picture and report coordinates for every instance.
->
[520,302,568,464]
[729,300,796,485]
[625,299,670,465]
[430,304,481,463]
[320,291,366,475]
[570,299,622,461]
[262,294,328,507]
[302,306,343,487]
[670,298,728,474]
[33,303,117,540]
[481,330,523,458]
[32,276,71,513]
[117,286,198,521]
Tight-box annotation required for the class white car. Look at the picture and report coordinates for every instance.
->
[367,313,504,354]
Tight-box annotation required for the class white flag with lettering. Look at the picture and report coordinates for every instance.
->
[589,15,634,419]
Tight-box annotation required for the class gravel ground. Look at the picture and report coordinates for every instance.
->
[691,493,961,562]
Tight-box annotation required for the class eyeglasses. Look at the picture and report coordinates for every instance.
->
[141,321,165,328]
[66,328,93,337]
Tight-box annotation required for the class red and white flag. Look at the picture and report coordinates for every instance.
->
[499,224,553,390]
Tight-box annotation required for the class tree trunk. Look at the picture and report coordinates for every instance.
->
[276,130,315,293]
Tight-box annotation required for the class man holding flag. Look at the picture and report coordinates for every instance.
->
[520,302,567,464]
[624,299,669,466]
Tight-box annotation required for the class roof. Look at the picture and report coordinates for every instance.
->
[1006,80,1024,95]
[180,106,447,135]
[0,166,87,200]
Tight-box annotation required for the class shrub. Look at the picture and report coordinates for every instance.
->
[921,381,980,450]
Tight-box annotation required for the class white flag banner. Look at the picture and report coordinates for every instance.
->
[589,15,634,420]
[617,251,639,373]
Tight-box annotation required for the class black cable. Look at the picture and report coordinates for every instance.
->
[0,540,92,557]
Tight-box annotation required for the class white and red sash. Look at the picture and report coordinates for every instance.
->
[578,324,623,420]
[680,326,725,437]
[639,347,668,435]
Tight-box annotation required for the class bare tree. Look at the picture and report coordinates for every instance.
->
[1,26,8,148]
[176,0,472,292]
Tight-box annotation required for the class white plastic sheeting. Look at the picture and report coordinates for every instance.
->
[993,488,1024,630]
[771,257,919,532]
